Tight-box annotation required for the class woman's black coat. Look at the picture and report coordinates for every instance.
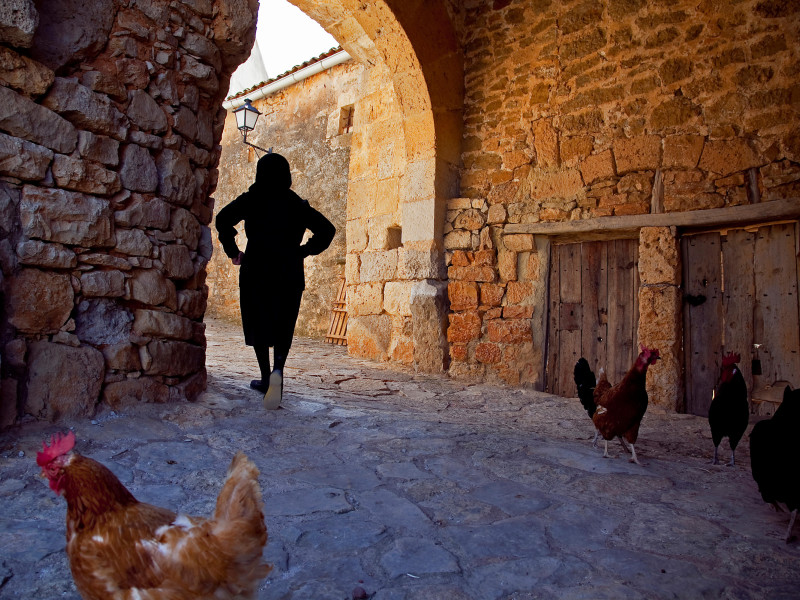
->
[215,154,335,347]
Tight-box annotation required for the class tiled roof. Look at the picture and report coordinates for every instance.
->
[226,46,344,101]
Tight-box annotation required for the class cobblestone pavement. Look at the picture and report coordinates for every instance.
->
[1,318,799,599]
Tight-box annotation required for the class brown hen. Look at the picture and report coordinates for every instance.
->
[37,432,270,600]
[574,346,660,464]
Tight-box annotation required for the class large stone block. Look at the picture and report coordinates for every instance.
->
[506,281,534,304]
[447,310,482,343]
[115,229,153,256]
[77,131,119,166]
[133,308,195,341]
[638,227,680,285]
[475,342,501,364]
[178,289,207,320]
[157,149,196,206]
[7,269,73,334]
[52,154,121,196]
[532,118,559,169]
[580,150,615,185]
[119,144,159,193]
[454,208,485,231]
[127,269,177,309]
[614,135,662,174]
[102,377,170,408]
[411,280,449,373]
[384,281,414,316]
[115,195,171,229]
[181,55,218,93]
[0,181,15,234]
[397,244,446,280]
[145,340,204,376]
[30,0,114,70]
[25,341,104,420]
[663,134,704,169]
[161,244,194,279]
[346,218,368,252]
[447,265,496,282]
[0,131,53,180]
[42,77,127,140]
[101,343,142,371]
[172,105,198,140]
[20,185,113,247]
[0,86,76,153]
[503,234,534,252]
[480,283,505,307]
[487,319,532,343]
[348,282,384,316]
[347,314,391,362]
[80,270,126,298]
[0,378,19,429]
[127,90,168,133]
[0,46,55,98]
[74,298,133,345]
[448,281,478,312]
[444,229,472,250]
[171,207,202,250]
[16,240,77,269]
[360,249,397,282]
[638,284,683,410]
[520,167,583,201]
[698,138,762,177]
[0,0,38,48]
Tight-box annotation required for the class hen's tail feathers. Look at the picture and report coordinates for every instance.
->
[214,452,271,581]
[574,358,597,417]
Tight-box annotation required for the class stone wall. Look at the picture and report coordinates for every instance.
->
[447,0,800,402]
[207,58,363,337]
[345,61,417,364]
[0,0,255,426]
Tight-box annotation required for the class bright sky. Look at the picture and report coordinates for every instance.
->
[228,0,339,96]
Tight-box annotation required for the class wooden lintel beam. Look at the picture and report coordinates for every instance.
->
[503,198,800,237]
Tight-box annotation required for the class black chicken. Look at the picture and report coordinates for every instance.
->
[574,357,600,447]
[708,352,749,466]
[750,385,800,543]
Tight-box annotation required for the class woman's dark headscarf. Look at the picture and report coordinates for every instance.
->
[254,152,292,191]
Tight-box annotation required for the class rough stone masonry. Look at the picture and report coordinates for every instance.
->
[0,0,257,427]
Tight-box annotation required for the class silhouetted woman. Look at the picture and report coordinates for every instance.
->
[216,153,335,409]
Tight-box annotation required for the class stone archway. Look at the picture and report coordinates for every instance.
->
[289,0,463,372]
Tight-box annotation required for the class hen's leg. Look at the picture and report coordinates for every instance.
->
[602,439,610,458]
[785,509,798,544]
[592,429,599,448]
[628,443,640,465]
[711,445,719,465]
[618,437,631,454]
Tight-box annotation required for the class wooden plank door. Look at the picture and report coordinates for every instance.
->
[682,233,723,417]
[683,222,800,417]
[721,229,755,393]
[546,239,638,397]
[752,223,800,386]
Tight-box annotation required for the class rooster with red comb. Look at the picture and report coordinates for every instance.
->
[708,352,749,466]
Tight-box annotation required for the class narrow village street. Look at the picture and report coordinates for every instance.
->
[1,317,798,599]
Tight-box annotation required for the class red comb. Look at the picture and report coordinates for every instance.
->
[722,352,741,366]
[36,431,75,467]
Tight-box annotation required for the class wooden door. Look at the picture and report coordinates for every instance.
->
[683,222,800,416]
[546,239,639,397]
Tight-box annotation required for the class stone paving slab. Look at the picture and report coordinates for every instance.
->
[0,318,799,599]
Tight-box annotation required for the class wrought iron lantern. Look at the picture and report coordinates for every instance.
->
[233,99,272,155]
